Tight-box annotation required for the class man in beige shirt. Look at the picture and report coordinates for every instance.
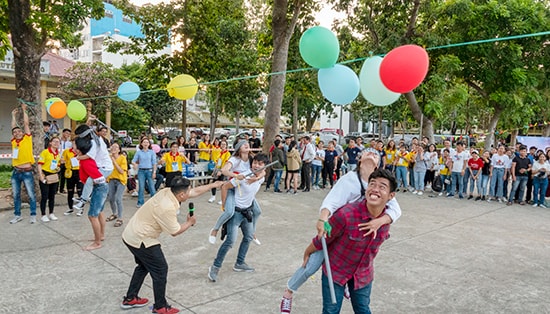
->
[121,177,222,314]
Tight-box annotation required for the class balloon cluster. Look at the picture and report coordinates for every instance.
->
[299,26,429,106]
[42,75,199,121]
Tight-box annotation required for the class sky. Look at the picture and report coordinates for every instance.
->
[129,0,344,28]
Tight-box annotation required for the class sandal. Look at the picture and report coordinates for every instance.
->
[114,219,123,227]
[106,214,117,222]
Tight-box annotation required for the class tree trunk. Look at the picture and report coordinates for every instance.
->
[292,93,298,136]
[510,129,518,147]
[263,0,302,154]
[9,0,46,202]
[484,106,503,151]
[210,88,219,139]
[404,92,434,143]
[543,125,550,137]
[378,107,383,140]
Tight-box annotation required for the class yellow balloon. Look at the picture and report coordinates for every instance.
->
[167,74,198,100]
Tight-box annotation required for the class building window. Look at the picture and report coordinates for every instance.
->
[105,9,113,18]
[122,15,132,24]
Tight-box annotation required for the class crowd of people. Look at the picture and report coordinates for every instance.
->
[10,103,550,313]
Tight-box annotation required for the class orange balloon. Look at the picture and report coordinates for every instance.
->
[48,101,67,119]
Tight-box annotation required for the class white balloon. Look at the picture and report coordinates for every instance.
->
[359,56,401,106]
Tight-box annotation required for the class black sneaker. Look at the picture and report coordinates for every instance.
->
[475,196,481,201]
[468,195,473,200]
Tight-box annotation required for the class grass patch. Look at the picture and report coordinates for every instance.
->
[0,171,11,189]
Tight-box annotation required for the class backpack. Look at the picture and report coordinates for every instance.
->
[432,175,443,192]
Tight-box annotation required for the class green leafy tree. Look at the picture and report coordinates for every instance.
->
[431,0,550,149]
[0,0,104,153]
[59,62,149,134]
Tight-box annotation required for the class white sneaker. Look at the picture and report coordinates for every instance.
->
[426,184,432,190]
[131,191,138,197]
[29,216,36,224]
[412,190,418,194]
[76,209,84,217]
[532,203,538,207]
[417,191,423,196]
[9,215,23,224]
[41,215,50,223]
[217,200,222,205]
[253,237,261,245]
[49,213,58,221]
[438,192,443,196]
[209,229,216,245]
[208,196,216,203]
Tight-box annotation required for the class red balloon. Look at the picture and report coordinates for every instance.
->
[379,45,429,93]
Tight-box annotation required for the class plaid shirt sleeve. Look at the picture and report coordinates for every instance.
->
[313,201,390,290]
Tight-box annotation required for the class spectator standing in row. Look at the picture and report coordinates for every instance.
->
[37,136,61,222]
[58,128,72,194]
[132,138,157,208]
[489,145,509,202]
[286,140,301,194]
[345,139,361,172]
[311,141,325,190]
[384,140,397,172]
[448,142,468,199]
[531,152,549,208]
[333,138,344,180]
[322,141,338,189]
[300,136,315,192]
[424,144,438,190]
[479,151,492,201]
[467,150,484,200]
[106,142,127,227]
[198,134,212,162]
[249,129,261,150]
[507,145,532,206]
[412,144,426,195]
[270,139,285,193]
[185,137,198,164]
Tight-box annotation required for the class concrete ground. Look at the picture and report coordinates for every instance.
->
[1,186,549,314]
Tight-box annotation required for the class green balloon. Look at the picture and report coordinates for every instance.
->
[299,26,340,69]
[67,100,87,121]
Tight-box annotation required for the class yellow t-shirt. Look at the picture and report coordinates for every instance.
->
[211,146,221,163]
[108,155,128,185]
[122,188,181,248]
[62,148,80,170]
[198,141,212,161]
[439,156,451,176]
[384,148,397,165]
[11,134,35,166]
[215,150,231,168]
[162,152,188,173]
[395,151,409,167]
[38,148,61,174]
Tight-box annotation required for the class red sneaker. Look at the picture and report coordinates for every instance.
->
[152,305,180,314]
[120,296,149,309]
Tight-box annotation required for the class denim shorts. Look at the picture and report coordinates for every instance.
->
[88,183,109,217]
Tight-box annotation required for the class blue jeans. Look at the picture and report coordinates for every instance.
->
[395,166,408,189]
[213,211,254,268]
[213,189,262,232]
[462,169,470,195]
[108,179,125,217]
[450,171,464,197]
[137,169,156,206]
[413,170,425,191]
[490,168,505,198]
[11,170,37,216]
[509,175,528,202]
[481,174,490,196]
[322,274,372,314]
[81,168,112,201]
[287,250,324,292]
[469,170,481,195]
[88,183,109,217]
[311,164,323,186]
[273,169,283,191]
[532,177,548,205]
[440,174,451,194]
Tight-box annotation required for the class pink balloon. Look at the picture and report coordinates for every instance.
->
[151,144,161,153]
[379,45,429,93]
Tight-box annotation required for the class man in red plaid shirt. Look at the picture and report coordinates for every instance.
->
[303,169,397,313]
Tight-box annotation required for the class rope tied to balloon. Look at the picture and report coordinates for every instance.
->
[35,28,550,121]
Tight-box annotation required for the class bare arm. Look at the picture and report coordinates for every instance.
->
[188,180,224,198]
[171,214,196,236]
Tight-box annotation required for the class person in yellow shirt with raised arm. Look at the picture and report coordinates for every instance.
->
[10,104,37,224]
[160,142,189,187]
[394,144,413,192]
